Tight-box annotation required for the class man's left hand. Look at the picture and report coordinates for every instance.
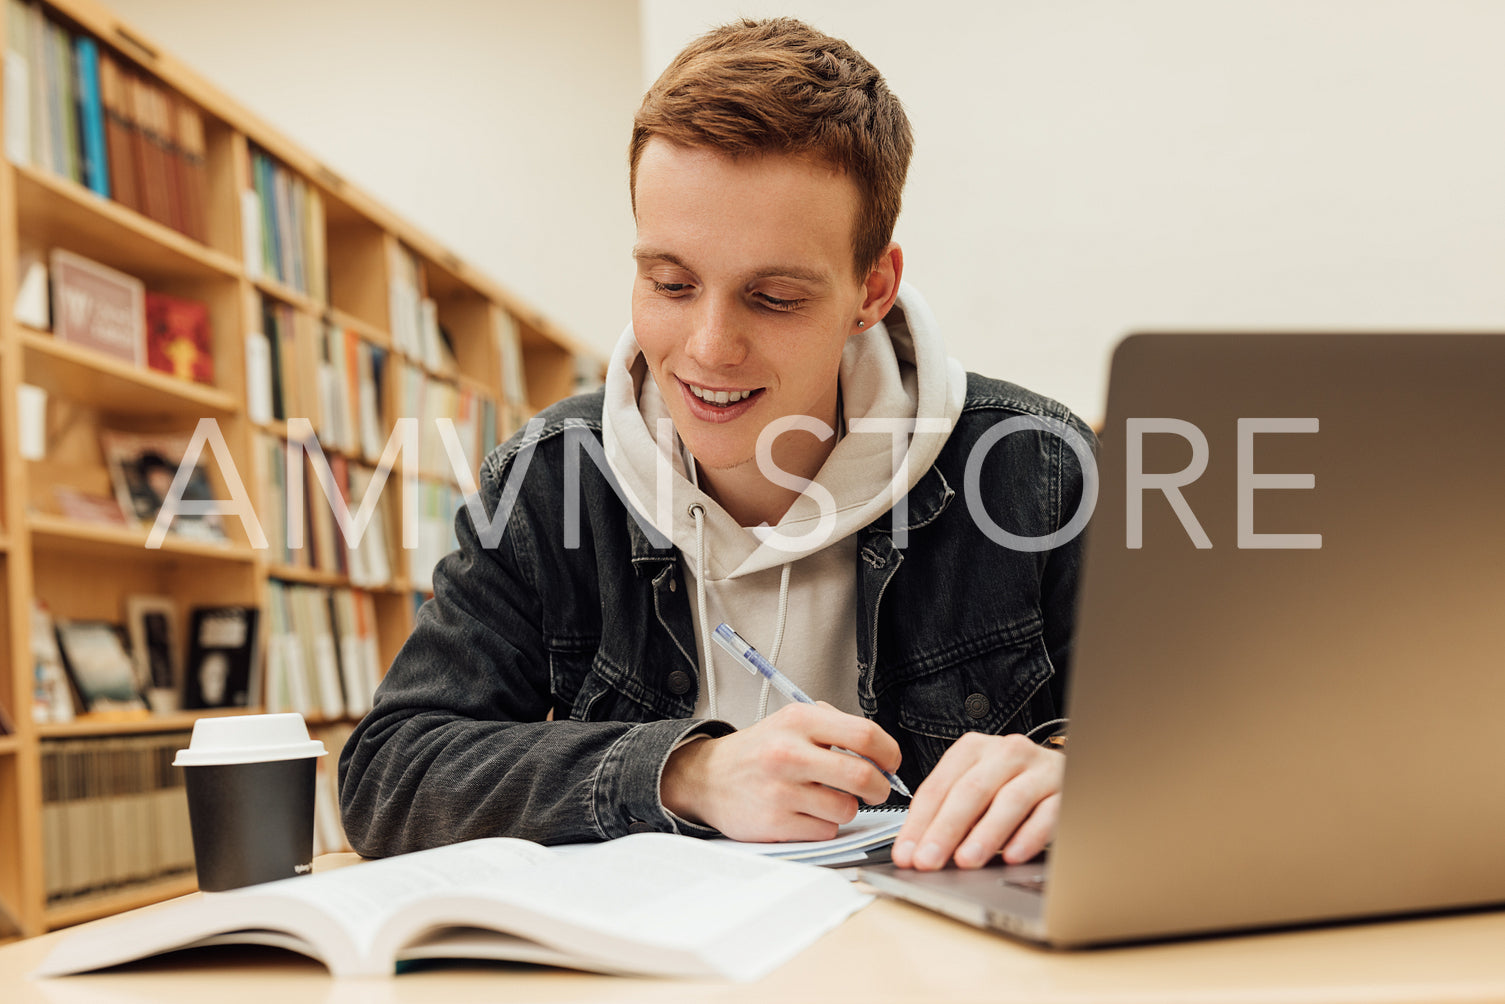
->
[890,732,1063,871]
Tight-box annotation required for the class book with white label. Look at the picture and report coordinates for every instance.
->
[34,833,868,981]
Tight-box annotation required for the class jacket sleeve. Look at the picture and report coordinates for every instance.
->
[338,435,730,857]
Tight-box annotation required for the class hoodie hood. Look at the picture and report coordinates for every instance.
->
[602,282,967,578]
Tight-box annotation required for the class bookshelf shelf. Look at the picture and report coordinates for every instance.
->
[267,565,356,588]
[36,706,254,739]
[14,164,239,282]
[252,275,323,316]
[27,514,258,563]
[20,329,240,416]
[44,874,198,931]
[0,0,604,939]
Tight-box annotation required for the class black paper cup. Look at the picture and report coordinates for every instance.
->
[174,713,327,892]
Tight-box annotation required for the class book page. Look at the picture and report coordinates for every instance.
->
[708,806,907,859]
[251,837,553,956]
[33,837,554,979]
[379,833,869,982]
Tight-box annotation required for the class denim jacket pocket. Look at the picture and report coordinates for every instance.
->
[547,637,601,719]
[890,614,1055,770]
[556,644,684,724]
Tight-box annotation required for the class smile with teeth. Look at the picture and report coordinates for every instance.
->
[687,382,759,406]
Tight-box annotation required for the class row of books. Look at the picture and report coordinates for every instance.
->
[410,480,464,592]
[495,307,527,407]
[396,365,501,482]
[256,434,401,585]
[250,295,501,477]
[243,143,327,300]
[4,0,210,243]
[31,599,258,725]
[41,734,196,904]
[264,582,383,723]
[387,242,456,373]
[249,300,391,460]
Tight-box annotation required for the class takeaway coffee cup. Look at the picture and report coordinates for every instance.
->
[174,713,327,892]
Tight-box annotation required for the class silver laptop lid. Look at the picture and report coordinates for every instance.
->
[1045,333,1505,946]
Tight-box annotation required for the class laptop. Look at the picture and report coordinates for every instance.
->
[859,332,1505,947]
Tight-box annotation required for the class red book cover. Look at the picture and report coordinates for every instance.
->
[145,291,214,384]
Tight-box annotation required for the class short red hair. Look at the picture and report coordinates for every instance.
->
[630,18,913,277]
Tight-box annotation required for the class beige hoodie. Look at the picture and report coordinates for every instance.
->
[602,283,967,728]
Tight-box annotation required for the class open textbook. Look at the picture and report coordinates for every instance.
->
[35,833,869,982]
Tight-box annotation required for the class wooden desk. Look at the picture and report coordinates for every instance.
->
[7,871,1505,1003]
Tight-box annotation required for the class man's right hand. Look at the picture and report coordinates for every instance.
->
[660,702,901,842]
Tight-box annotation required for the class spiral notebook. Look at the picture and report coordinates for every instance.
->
[709,807,908,867]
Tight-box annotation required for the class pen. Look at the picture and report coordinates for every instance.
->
[712,622,911,798]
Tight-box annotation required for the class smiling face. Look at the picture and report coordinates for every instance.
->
[631,138,881,490]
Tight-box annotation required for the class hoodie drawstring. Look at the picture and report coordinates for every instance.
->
[690,503,718,720]
[755,564,792,721]
[690,502,793,723]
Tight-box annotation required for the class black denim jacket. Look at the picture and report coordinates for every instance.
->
[339,374,1094,857]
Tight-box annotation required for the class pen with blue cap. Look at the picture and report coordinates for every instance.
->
[712,622,911,798]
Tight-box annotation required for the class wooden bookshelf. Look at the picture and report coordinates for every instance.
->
[35,706,252,739]
[0,0,602,938]
[44,874,197,930]
[20,328,239,415]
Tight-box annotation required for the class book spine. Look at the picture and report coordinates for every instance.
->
[4,0,33,165]
[73,35,109,197]
[98,51,138,212]
[41,17,65,175]
[25,0,50,170]
[257,152,281,281]
[126,73,155,222]
[160,89,186,234]
[140,78,174,228]
[176,101,209,243]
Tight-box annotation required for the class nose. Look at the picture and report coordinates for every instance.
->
[684,295,748,370]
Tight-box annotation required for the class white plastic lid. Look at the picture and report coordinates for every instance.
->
[173,713,328,767]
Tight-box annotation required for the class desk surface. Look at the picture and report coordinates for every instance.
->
[7,868,1505,1004]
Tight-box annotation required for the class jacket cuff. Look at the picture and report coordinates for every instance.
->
[591,718,734,839]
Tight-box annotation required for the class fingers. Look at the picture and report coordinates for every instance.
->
[893,733,1018,870]
[1002,792,1060,864]
[952,765,1057,868]
[892,733,1063,871]
[803,702,903,774]
[764,709,893,805]
[677,703,900,842]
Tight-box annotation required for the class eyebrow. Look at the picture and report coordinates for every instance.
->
[632,247,830,286]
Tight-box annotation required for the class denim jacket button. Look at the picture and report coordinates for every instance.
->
[668,575,677,592]
[964,693,990,719]
[667,670,693,695]
[627,820,656,834]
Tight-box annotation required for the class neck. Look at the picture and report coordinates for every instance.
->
[695,415,840,529]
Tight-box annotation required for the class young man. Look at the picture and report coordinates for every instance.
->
[340,17,1094,873]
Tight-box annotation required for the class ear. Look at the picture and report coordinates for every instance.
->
[855,242,904,330]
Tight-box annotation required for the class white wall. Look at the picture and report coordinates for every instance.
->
[643,1,1505,421]
[108,1,1505,423]
[109,0,643,357]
